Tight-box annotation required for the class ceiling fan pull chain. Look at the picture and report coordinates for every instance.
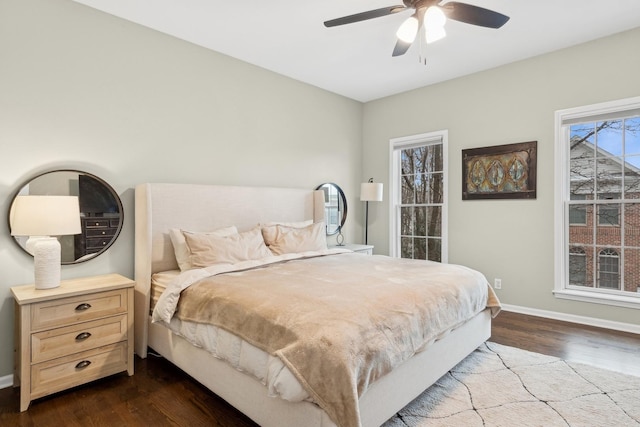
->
[418,30,427,66]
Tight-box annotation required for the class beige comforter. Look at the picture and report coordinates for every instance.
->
[153,251,500,427]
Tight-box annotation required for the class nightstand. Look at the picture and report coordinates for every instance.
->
[11,273,135,411]
[331,243,374,255]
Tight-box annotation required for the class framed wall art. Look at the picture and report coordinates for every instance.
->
[462,141,537,200]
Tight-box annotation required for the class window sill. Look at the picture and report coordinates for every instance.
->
[553,289,640,309]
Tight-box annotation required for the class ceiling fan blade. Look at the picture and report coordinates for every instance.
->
[324,5,406,27]
[442,2,510,29]
[392,39,412,56]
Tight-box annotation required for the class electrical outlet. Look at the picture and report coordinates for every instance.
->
[494,278,502,290]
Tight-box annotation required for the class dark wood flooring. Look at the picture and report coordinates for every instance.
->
[1,311,639,426]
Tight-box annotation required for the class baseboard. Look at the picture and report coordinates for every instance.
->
[0,374,13,390]
[502,304,640,335]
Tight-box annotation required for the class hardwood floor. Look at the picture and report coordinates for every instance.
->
[1,311,638,426]
[491,311,640,377]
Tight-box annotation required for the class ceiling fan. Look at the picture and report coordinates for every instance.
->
[324,0,509,57]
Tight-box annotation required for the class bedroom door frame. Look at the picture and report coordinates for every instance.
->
[389,130,449,262]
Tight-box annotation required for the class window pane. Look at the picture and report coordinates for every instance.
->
[414,206,426,237]
[569,204,593,245]
[427,172,444,203]
[596,158,622,196]
[624,117,640,155]
[428,144,443,171]
[401,149,416,175]
[401,174,415,204]
[571,123,596,146]
[624,203,640,249]
[597,248,620,289]
[623,248,640,293]
[569,247,587,286]
[401,237,413,259]
[414,173,427,204]
[597,202,620,228]
[623,159,640,194]
[569,205,586,224]
[569,139,594,198]
[414,237,426,260]
[427,238,441,262]
[596,120,623,157]
[426,206,442,237]
[401,207,413,236]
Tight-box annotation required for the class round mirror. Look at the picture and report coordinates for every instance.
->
[8,170,124,264]
[315,183,347,236]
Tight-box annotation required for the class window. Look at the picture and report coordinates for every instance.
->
[390,131,447,262]
[569,247,586,285]
[598,248,620,289]
[555,96,640,308]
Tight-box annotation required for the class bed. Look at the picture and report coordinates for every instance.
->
[134,182,500,427]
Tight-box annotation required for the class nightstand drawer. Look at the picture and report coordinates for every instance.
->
[32,315,128,363]
[31,342,128,399]
[31,289,128,331]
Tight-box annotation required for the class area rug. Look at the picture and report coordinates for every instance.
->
[382,342,640,427]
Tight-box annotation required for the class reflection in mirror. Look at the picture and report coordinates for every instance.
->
[315,183,347,236]
[8,170,123,264]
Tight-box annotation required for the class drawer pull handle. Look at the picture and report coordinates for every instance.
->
[75,360,91,369]
[75,303,92,311]
[75,332,92,341]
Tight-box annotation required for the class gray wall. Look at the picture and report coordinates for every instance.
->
[0,0,363,378]
[363,27,640,326]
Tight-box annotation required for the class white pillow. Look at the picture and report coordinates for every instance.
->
[267,222,327,256]
[170,226,238,271]
[184,226,273,268]
[261,219,313,246]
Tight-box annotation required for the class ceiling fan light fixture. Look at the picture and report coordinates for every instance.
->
[426,25,446,44]
[396,15,419,43]
[425,6,446,29]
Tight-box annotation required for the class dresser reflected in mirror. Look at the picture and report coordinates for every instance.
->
[8,170,123,264]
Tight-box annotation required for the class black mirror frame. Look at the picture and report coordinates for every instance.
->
[7,169,124,265]
[315,182,347,236]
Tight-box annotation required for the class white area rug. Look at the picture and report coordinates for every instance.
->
[383,342,640,427]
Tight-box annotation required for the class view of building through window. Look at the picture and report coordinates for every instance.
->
[567,117,640,294]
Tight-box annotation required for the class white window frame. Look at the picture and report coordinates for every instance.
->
[554,96,640,309]
[389,130,448,261]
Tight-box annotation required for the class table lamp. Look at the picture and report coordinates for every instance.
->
[10,195,81,289]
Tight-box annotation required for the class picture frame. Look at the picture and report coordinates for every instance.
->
[462,141,537,200]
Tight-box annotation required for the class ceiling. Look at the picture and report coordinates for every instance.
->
[72,0,640,102]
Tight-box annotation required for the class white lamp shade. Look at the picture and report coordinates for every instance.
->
[10,196,81,236]
[360,182,384,202]
[396,15,419,43]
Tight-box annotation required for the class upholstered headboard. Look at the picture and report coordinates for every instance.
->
[134,183,325,356]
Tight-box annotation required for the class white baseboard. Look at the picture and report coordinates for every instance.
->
[0,374,13,390]
[502,304,640,335]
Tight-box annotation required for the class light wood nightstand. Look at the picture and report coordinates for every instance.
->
[11,273,135,412]
[331,243,374,255]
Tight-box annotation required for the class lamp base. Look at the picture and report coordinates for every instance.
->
[32,237,61,290]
